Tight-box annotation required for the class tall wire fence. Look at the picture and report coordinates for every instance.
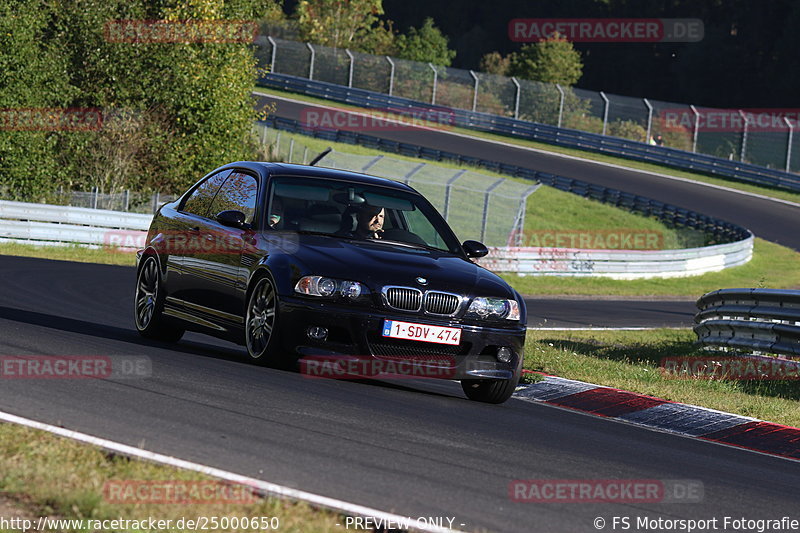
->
[257,36,800,174]
[26,127,539,247]
[260,125,540,247]
[42,189,178,214]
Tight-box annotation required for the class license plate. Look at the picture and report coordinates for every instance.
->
[382,320,461,346]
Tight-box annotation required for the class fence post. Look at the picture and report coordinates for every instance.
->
[124,189,130,212]
[470,70,479,112]
[600,91,610,136]
[267,36,277,72]
[288,138,295,163]
[511,77,521,120]
[443,170,467,222]
[260,124,267,146]
[92,186,98,209]
[361,155,383,172]
[428,63,438,105]
[739,110,749,162]
[346,49,354,88]
[785,116,794,172]
[403,162,426,185]
[306,43,315,80]
[386,56,395,96]
[303,147,309,165]
[643,98,653,143]
[690,105,700,152]
[276,131,282,156]
[556,84,565,128]
[511,184,542,246]
[481,178,505,243]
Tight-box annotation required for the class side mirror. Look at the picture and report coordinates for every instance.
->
[462,240,488,258]
[216,210,247,228]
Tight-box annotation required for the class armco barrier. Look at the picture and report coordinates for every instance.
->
[261,115,753,246]
[481,237,753,279]
[257,73,800,193]
[0,200,149,247]
[695,289,800,357]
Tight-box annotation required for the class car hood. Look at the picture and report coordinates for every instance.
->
[283,234,514,298]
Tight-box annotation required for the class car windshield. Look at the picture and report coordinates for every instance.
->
[267,176,462,254]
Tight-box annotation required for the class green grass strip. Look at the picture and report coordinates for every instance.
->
[0,423,344,532]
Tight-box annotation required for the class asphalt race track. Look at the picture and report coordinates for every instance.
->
[258,92,800,251]
[525,298,695,328]
[1,255,798,532]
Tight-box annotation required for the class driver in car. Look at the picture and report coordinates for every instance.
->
[354,205,384,239]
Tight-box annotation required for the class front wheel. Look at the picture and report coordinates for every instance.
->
[134,256,184,342]
[461,370,520,404]
[245,275,284,366]
[462,349,524,404]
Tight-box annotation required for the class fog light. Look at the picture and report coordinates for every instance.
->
[307,326,328,341]
[497,346,513,363]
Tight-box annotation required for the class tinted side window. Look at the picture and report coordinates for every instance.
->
[209,172,259,225]
[181,170,231,218]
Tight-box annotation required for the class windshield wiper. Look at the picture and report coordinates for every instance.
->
[367,238,448,253]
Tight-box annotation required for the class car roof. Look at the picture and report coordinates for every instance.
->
[225,161,417,192]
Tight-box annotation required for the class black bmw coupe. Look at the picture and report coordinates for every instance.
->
[135,161,526,403]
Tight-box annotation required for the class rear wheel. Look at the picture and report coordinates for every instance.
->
[134,256,184,342]
[245,275,283,366]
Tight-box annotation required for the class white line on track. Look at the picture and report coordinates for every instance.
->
[0,410,462,533]
[255,90,800,209]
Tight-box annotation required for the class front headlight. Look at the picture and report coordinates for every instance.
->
[466,297,520,321]
[294,276,363,299]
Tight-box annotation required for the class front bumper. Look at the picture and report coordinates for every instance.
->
[279,295,526,380]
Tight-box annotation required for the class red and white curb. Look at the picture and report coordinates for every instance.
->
[513,375,800,461]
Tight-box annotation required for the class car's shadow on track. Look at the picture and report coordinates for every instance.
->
[0,304,240,360]
[0,304,466,400]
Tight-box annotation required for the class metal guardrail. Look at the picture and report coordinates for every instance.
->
[694,289,800,357]
[261,115,753,246]
[483,237,753,279]
[0,200,150,247]
[257,73,800,193]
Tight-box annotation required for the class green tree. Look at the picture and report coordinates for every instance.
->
[479,51,510,76]
[394,17,455,66]
[1,0,278,198]
[296,0,385,50]
[508,35,583,86]
[358,19,397,55]
[0,1,77,200]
